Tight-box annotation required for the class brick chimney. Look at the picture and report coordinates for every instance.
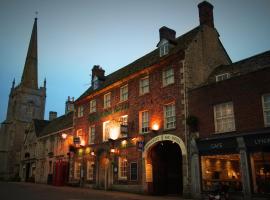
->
[198,1,214,28]
[92,65,105,89]
[49,111,57,121]
[159,26,176,42]
[65,96,74,114]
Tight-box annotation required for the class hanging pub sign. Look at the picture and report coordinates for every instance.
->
[137,141,144,152]
[73,136,81,145]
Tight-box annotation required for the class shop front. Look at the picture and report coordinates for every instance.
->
[197,137,242,193]
[244,132,270,195]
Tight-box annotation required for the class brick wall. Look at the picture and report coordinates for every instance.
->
[189,67,270,138]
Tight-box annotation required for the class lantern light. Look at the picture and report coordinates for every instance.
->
[152,123,159,131]
[61,133,67,139]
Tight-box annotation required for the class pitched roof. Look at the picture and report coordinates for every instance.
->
[77,26,201,101]
[33,112,73,138]
[207,50,270,83]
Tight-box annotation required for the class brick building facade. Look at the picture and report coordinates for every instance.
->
[69,1,230,198]
[189,51,270,199]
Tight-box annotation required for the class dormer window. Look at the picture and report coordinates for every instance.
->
[215,73,230,82]
[93,75,99,90]
[159,40,169,57]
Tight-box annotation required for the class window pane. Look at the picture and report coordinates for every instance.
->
[214,102,235,133]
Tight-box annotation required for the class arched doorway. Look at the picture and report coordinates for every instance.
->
[143,134,187,196]
[149,141,182,195]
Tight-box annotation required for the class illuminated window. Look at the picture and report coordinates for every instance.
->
[214,102,235,133]
[120,115,128,138]
[159,41,169,57]
[104,93,111,109]
[89,99,96,113]
[120,85,128,102]
[164,103,176,129]
[86,161,94,181]
[74,162,81,179]
[103,121,110,141]
[77,106,84,117]
[262,94,270,127]
[140,76,149,95]
[119,157,128,180]
[250,152,270,194]
[215,73,230,82]
[163,68,174,86]
[88,125,95,144]
[139,110,149,134]
[201,154,242,192]
[77,129,83,137]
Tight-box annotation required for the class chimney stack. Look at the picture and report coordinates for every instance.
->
[159,26,176,42]
[65,96,74,114]
[92,65,105,89]
[49,111,57,121]
[198,1,214,28]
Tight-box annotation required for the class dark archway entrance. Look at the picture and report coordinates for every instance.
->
[149,141,183,195]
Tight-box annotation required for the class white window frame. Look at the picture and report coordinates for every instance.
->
[103,121,110,141]
[89,99,96,113]
[77,106,84,117]
[140,76,149,95]
[86,161,94,181]
[139,110,149,134]
[159,40,169,57]
[164,103,176,130]
[262,94,270,127]
[214,102,236,133]
[74,161,81,179]
[163,68,174,87]
[120,84,128,102]
[104,92,111,109]
[118,157,128,180]
[88,125,95,144]
[215,73,230,82]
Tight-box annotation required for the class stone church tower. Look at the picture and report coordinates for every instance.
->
[0,18,46,179]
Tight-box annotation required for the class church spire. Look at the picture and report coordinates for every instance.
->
[21,18,38,89]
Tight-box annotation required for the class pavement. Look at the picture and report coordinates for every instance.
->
[0,182,191,200]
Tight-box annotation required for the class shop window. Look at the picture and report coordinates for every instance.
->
[77,106,84,117]
[164,103,176,129]
[250,152,270,194]
[139,110,149,134]
[214,102,235,133]
[74,162,81,179]
[86,161,94,181]
[119,157,128,180]
[88,125,95,144]
[262,94,270,127]
[140,76,149,95]
[89,99,96,113]
[163,68,174,87]
[130,162,138,181]
[120,84,128,102]
[104,93,111,109]
[201,154,242,192]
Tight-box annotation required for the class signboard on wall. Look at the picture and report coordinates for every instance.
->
[73,137,81,145]
[146,163,153,182]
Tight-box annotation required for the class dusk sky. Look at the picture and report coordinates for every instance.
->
[0,0,270,122]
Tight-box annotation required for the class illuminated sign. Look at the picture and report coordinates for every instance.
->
[73,137,81,144]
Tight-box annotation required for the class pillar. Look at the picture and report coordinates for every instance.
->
[237,137,252,200]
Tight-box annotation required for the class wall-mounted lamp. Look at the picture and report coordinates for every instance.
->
[80,139,86,146]
[61,133,67,139]
[152,123,159,131]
